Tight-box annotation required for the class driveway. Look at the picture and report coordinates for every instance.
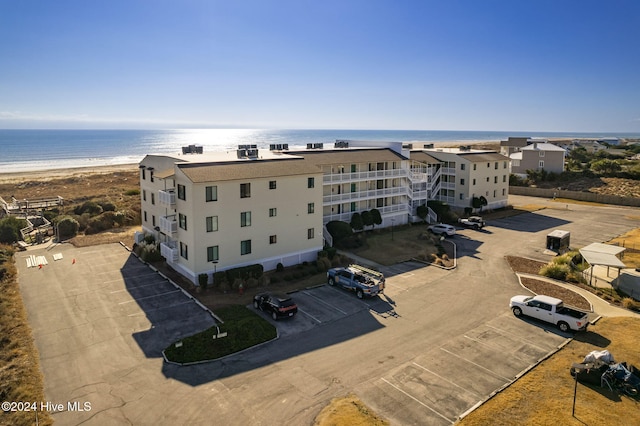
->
[15,195,640,425]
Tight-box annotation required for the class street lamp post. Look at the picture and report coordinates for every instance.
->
[211,261,218,286]
[391,218,395,241]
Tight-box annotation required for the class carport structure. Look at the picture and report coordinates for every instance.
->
[579,243,626,285]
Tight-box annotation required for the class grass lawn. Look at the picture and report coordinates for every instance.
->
[163,305,277,364]
[350,224,438,265]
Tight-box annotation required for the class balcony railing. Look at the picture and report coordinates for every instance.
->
[159,215,177,235]
[323,203,409,224]
[322,168,407,183]
[158,189,176,206]
[323,186,408,205]
[160,242,178,261]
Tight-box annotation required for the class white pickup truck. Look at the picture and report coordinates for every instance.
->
[509,294,589,332]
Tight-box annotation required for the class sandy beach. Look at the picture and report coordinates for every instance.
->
[0,163,140,184]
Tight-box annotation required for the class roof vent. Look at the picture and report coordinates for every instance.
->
[237,144,258,159]
[269,144,289,151]
[306,143,324,149]
[334,140,349,148]
[182,145,203,154]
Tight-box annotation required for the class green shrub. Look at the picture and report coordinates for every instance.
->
[0,216,28,244]
[326,220,353,242]
[124,189,140,196]
[74,201,103,216]
[540,263,570,280]
[198,273,208,289]
[56,216,79,240]
[99,201,117,212]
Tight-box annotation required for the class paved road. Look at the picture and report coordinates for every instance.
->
[14,195,640,425]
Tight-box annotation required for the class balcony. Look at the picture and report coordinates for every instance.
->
[159,215,177,235]
[323,186,409,205]
[322,168,407,184]
[160,242,178,261]
[322,203,409,224]
[158,189,176,207]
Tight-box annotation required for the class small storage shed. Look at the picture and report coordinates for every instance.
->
[546,229,570,254]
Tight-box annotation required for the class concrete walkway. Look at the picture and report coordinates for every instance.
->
[517,272,640,318]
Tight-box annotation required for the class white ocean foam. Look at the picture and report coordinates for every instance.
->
[0,155,144,173]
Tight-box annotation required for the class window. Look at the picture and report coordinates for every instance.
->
[150,170,154,182]
[141,168,146,179]
[206,216,218,232]
[241,240,251,255]
[308,177,315,188]
[502,188,506,196]
[241,211,251,227]
[151,193,155,205]
[459,193,464,200]
[472,178,476,185]
[503,175,507,182]
[269,208,277,217]
[351,183,356,192]
[494,176,498,183]
[207,246,219,262]
[504,161,508,169]
[177,184,186,201]
[144,211,147,222]
[539,151,545,157]
[487,163,490,168]
[143,190,147,201]
[493,190,496,197]
[269,235,277,244]
[473,164,477,171]
[486,177,490,182]
[180,242,188,259]
[351,164,356,173]
[460,163,465,170]
[308,203,314,214]
[539,160,544,168]
[269,180,277,189]
[240,183,251,198]
[351,202,356,212]
[307,228,315,239]
[460,178,465,185]
[206,186,217,202]
[179,213,187,230]
[152,215,155,227]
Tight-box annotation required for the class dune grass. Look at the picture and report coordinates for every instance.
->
[0,245,52,426]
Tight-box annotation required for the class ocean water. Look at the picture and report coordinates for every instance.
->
[1,128,638,173]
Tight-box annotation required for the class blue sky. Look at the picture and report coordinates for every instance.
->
[1,0,639,132]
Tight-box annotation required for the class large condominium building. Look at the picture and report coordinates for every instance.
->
[139,141,509,283]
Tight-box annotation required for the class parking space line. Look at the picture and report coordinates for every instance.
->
[110,280,167,293]
[485,324,553,352]
[297,308,322,323]
[127,300,194,316]
[380,377,454,424]
[463,335,530,363]
[103,272,158,284]
[118,290,181,304]
[412,362,483,399]
[301,290,348,315]
[440,348,512,381]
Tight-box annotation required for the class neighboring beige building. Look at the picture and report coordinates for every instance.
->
[510,142,566,175]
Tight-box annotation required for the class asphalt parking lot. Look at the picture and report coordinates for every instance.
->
[14,195,640,425]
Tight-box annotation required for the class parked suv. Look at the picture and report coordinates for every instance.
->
[427,223,456,236]
[253,292,298,320]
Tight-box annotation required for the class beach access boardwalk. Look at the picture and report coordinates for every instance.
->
[0,195,64,216]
